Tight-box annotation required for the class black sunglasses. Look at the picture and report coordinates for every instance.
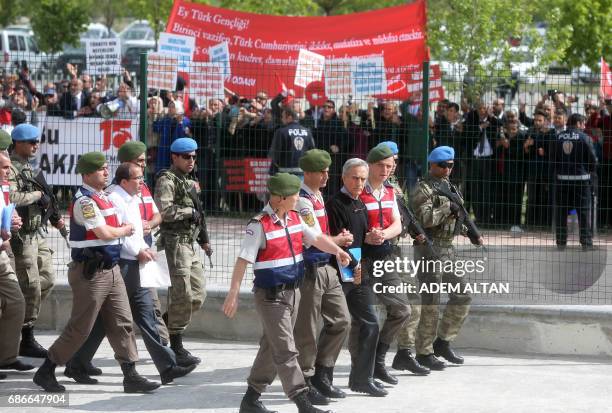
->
[180,154,196,160]
[437,161,454,169]
[26,140,40,145]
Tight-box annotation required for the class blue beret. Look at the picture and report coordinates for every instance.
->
[428,146,455,162]
[11,124,40,141]
[378,141,398,155]
[170,137,197,153]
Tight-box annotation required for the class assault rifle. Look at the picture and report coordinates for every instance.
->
[396,193,437,257]
[28,170,70,248]
[188,185,213,268]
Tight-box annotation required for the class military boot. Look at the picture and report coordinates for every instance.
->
[160,363,197,385]
[0,359,35,371]
[292,391,332,413]
[350,378,388,397]
[433,338,464,364]
[0,372,6,380]
[391,349,430,375]
[311,365,345,399]
[415,354,446,371]
[33,358,65,393]
[305,378,330,405]
[239,386,278,413]
[169,333,201,366]
[64,361,98,385]
[373,342,398,385]
[19,326,48,358]
[121,363,160,393]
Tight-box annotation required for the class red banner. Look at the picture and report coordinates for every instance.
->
[602,58,612,99]
[166,1,428,99]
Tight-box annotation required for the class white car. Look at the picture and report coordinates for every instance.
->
[119,20,156,54]
[0,28,47,76]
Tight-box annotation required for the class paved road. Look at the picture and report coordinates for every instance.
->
[1,333,611,413]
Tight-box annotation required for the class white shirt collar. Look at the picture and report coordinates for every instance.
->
[263,203,293,226]
[110,184,135,202]
[365,180,386,195]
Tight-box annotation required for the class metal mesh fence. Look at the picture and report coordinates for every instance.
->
[2,54,611,303]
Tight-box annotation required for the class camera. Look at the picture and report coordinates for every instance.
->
[547,89,558,98]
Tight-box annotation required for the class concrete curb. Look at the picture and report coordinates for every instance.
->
[38,284,612,358]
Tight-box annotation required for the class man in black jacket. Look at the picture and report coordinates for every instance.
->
[268,107,315,177]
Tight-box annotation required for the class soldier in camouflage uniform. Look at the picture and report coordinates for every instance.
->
[8,124,65,359]
[154,137,211,366]
[411,146,482,370]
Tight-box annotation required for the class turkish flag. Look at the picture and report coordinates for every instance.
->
[602,58,612,98]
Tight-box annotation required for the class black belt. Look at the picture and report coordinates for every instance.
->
[262,278,302,294]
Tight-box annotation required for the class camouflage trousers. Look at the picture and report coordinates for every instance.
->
[11,232,55,328]
[414,245,472,355]
[163,236,206,334]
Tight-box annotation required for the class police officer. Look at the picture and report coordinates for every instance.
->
[154,137,210,366]
[294,149,351,404]
[269,107,315,176]
[412,146,482,370]
[372,142,430,376]
[0,151,34,377]
[33,152,159,393]
[552,113,598,249]
[359,145,411,385]
[9,123,64,358]
[223,173,350,413]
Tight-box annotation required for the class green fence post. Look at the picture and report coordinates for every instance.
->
[421,60,430,173]
[139,52,148,145]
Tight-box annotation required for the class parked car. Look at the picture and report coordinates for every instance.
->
[120,20,155,53]
[122,41,156,74]
[0,28,46,76]
[572,64,600,85]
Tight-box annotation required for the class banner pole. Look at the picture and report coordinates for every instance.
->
[421,60,430,173]
[139,52,148,145]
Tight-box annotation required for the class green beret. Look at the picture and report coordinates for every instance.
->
[267,173,301,197]
[0,129,11,151]
[77,152,107,175]
[299,149,331,172]
[117,141,146,162]
[366,145,394,163]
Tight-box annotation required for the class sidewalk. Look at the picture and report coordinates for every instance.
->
[1,333,611,412]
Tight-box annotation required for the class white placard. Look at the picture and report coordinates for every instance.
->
[208,42,231,80]
[324,58,353,99]
[294,49,325,88]
[39,116,139,186]
[158,32,195,71]
[351,56,387,96]
[85,38,122,75]
[147,53,178,91]
[188,62,225,105]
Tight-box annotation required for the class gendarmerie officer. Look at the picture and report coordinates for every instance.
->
[0,150,34,377]
[9,123,65,358]
[223,173,350,413]
[268,107,315,176]
[294,149,351,404]
[359,145,411,385]
[33,152,159,394]
[552,113,598,249]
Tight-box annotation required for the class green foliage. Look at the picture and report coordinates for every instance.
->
[30,0,89,53]
[126,0,175,45]
[219,0,319,16]
[0,0,22,27]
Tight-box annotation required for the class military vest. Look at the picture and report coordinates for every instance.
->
[10,156,42,233]
[158,169,196,235]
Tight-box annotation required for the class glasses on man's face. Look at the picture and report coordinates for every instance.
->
[324,105,334,109]
[130,175,145,181]
[180,154,197,161]
[437,161,454,169]
[26,141,39,146]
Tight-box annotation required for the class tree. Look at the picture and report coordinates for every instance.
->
[90,0,127,36]
[219,0,319,16]
[550,0,612,70]
[127,0,174,47]
[0,0,22,27]
[30,0,89,53]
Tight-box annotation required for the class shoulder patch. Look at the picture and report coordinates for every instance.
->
[80,199,96,219]
[300,207,316,227]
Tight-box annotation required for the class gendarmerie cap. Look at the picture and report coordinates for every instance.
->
[299,149,331,172]
[428,146,455,162]
[117,140,146,162]
[170,137,197,153]
[11,123,40,141]
[267,173,301,196]
[366,145,394,163]
[77,152,106,174]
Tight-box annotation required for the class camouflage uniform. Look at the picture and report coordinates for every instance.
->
[411,174,472,356]
[8,154,54,330]
[154,167,206,335]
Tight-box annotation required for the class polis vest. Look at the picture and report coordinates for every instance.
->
[252,210,305,288]
[69,186,122,265]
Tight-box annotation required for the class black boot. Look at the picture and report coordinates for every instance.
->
[170,334,201,366]
[0,359,35,371]
[292,391,332,413]
[33,358,65,393]
[84,361,102,376]
[433,338,464,364]
[391,349,430,375]
[373,342,398,385]
[415,354,446,371]
[121,362,160,393]
[0,372,6,379]
[239,386,278,413]
[305,378,330,405]
[311,365,345,399]
[19,326,48,358]
[160,363,197,385]
[350,378,388,397]
[64,362,98,385]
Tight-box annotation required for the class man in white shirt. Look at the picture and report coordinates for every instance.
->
[64,163,196,386]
